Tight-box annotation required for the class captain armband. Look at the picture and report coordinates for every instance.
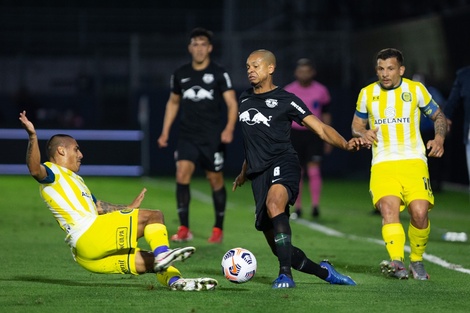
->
[421,99,439,118]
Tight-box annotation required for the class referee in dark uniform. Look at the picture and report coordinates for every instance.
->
[158,28,238,244]
[233,49,364,288]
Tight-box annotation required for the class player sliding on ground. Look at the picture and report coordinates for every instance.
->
[19,110,217,291]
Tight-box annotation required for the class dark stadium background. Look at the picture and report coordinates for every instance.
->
[1,0,469,186]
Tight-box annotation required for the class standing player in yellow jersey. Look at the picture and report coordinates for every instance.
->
[351,48,447,280]
[19,111,217,291]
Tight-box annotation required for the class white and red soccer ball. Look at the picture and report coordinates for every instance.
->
[221,247,257,283]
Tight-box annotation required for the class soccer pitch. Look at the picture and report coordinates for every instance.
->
[0,175,469,313]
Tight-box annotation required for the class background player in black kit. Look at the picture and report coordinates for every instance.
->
[158,28,238,244]
[233,49,365,289]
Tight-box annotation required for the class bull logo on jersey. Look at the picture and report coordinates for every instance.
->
[182,86,214,102]
[239,108,272,127]
[203,73,214,84]
[265,98,278,108]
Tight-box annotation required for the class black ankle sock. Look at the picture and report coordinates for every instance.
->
[272,214,292,276]
[291,246,328,280]
[176,183,190,227]
[212,186,226,229]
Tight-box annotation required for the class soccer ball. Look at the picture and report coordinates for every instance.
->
[221,247,257,283]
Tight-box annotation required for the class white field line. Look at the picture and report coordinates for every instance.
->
[295,218,470,275]
[144,178,470,275]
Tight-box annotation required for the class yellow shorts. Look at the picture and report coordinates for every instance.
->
[370,159,434,211]
[73,209,141,275]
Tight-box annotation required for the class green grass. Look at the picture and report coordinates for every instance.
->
[0,175,469,313]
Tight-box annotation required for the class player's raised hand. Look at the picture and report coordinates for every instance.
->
[19,111,36,136]
[128,188,147,208]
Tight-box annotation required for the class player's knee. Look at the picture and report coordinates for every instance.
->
[409,210,428,228]
[266,200,286,218]
[176,172,191,184]
[176,161,194,183]
[206,172,224,189]
[150,210,165,224]
[377,197,400,214]
[140,209,165,225]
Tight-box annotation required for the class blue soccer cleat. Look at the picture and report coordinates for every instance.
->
[320,260,356,285]
[272,274,296,289]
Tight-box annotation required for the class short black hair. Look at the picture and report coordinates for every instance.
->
[376,48,404,66]
[46,134,74,159]
[296,58,315,69]
[189,27,213,43]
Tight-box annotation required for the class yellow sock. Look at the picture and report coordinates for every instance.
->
[157,266,182,287]
[408,221,430,262]
[382,223,406,261]
[144,223,169,252]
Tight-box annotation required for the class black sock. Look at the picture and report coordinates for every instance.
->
[291,246,328,280]
[176,183,190,227]
[272,214,292,277]
[212,186,226,229]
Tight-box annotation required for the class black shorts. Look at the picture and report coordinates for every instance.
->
[249,155,301,231]
[291,128,323,166]
[175,138,225,172]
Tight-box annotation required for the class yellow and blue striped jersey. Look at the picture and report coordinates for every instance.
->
[355,78,435,166]
[39,162,98,246]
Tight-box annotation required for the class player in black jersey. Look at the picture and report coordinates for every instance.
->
[158,28,238,244]
[233,49,366,289]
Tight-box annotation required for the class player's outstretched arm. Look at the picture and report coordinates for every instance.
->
[302,115,365,151]
[128,188,147,208]
[96,188,147,214]
[19,111,47,181]
[96,201,129,214]
[351,115,376,149]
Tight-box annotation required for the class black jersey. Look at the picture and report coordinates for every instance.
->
[238,87,312,176]
[171,62,233,142]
